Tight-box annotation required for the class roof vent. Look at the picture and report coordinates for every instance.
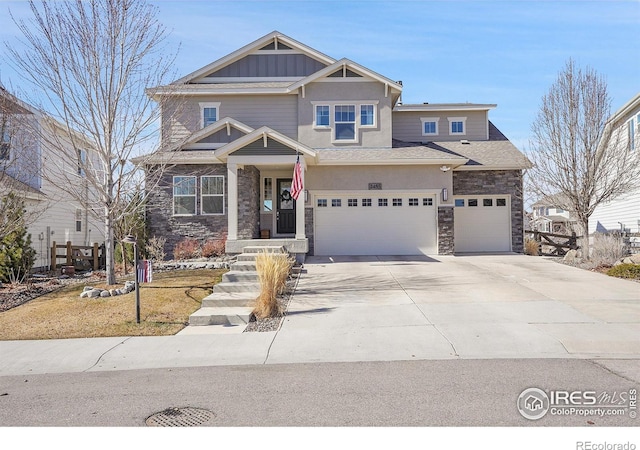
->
[460,139,470,145]
[423,102,429,105]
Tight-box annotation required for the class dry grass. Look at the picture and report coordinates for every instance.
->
[253,251,294,319]
[0,269,224,340]
[524,238,540,256]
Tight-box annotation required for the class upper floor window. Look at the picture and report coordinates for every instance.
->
[448,117,466,135]
[75,208,82,232]
[201,175,225,215]
[200,102,220,128]
[77,149,87,177]
[0,130,10,160]
[360,104,375,126]
[173,176,196,215]
[315,105,330,127]
[421,117,439,136]
[335,105,356,141]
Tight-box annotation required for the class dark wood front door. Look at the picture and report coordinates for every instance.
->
[276,178,295,234]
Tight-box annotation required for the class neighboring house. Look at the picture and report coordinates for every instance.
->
[0,87,103,269]
[530,194,577,234]
[141,31,530,259]
[588,93,640,235]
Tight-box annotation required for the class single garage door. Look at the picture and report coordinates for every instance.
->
[314,193,437,256]
[454,196,511,252]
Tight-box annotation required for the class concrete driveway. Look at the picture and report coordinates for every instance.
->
[266,254,640,364]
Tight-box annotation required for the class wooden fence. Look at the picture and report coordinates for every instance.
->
[51,241,104,271]
[525,230,581,257]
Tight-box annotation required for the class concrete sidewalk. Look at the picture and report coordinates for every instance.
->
[1,254,639,376]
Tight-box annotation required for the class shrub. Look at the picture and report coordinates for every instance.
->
[173,239,201,260]
[524,238,539,256]
[591,233,626,267]
[0,194,36,283]
[253,251,294,319]
[146,236,166,262]
[606,264,640,279]
[201,237,226,258]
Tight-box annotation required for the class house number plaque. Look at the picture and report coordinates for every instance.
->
[368,182,382,190]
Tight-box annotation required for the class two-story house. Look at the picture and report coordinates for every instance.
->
[0,87,103,270]
[142,31,530,260]
[530,194,577,234]
[588,93,640,235]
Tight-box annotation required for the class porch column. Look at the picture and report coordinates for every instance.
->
[227,162,238,240]
[295,162,306,240]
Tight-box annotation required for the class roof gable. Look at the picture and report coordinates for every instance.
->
[176,117,254,151]
[215,126,316,162]
[173,31,336,84]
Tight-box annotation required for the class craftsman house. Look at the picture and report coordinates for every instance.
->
[142,31,530,259]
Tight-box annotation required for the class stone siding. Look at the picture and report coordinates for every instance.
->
[437,206,454,255]
[146,164,260,259]
[453,170,524,253]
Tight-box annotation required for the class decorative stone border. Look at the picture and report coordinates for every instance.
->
[80,281,137,298]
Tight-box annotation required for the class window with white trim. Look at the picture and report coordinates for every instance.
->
[173,176,196,215]
[448,117,466,135]
[360,104,375,126]
[317,199,327,207]
[421,117,439,136]
[315,105,330,127]
[335,105,356,141]
[200,102,220,128]
[77,149,87,177]
[263,178,273,212]
[201,176,225,215]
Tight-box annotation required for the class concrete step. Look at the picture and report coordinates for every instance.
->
[230,261,257,272]
[242,245,286,254]
[237,253,259,262]
[202,292,258,307]
[213,281,261,294]
[222,271,258,283]
[188,307,253,326]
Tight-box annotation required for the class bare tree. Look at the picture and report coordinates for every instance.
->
[7,0,176,284]
[527,59,640,252]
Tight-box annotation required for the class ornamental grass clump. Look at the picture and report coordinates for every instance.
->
[253,251,294,319]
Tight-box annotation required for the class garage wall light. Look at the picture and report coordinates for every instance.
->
[442,188,448,202]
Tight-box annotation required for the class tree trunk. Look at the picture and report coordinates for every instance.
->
[581,218,590,259]
[105,210,116,285]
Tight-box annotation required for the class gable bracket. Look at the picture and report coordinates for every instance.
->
[226,122,231,136]
[263,132,268,147]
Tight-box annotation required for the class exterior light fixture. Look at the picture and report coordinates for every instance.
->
[442,188,448,202]
[122,234,140,324]
[440,165,451,172]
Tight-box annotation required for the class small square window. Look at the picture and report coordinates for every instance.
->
[317,199,327,207]
[362,198,372,207]
[360,104,375,126]
[348,198,358,207]
[378,198,388,207]
[423,198,433,206]
[451,121,464,134]
[392,198,402,206]
[409,198,419,206]
[332,199,342,207]
[483,199,493,207]
[316,105,330,127]
[468,199,478,207]
[497,198,507,207]
[455,199,465,207]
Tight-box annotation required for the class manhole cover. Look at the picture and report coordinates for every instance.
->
[146,407,216,427]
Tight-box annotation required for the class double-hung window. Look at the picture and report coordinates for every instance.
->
[315,105,330,127]
[448,117,466,135]
[200,102,220,128]
[334,105,356,141]
[201,176,225,215]
[173,176,196,215]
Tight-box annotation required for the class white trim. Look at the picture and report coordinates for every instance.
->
[333,104,357,143]
[172,175,197,216]
[448,117,467,135]
[194,76,305,83]
[313,104,330,128]
[394,104,497,112]
[360,104,376,128]
[199,102,220,129]
[200,175,225,216]
[420,117,439,136]
[183,143,226,150]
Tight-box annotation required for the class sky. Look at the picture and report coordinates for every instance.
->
[0,0,638,152]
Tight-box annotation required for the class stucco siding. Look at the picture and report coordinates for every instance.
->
[392,110,489,142]
[298,81,393,149]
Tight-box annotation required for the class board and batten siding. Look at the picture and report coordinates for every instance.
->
[204,54,326,79]
[392,110,489,142]
[162,95,298,147]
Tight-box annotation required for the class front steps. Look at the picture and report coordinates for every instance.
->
[187,245,287,328]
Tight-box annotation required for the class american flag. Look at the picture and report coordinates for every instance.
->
[291,154,303,200]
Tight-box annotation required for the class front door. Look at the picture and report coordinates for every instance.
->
[276,178,296,234]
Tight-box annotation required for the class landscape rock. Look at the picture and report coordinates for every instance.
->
[109,289,118,296]
[563,249,579,264]
[87,289,101,298]
[99,290,111,298]
[80,291,89,298]
[83,286,94,292]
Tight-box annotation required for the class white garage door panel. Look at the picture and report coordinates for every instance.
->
[454,197,511,252]
[315,195,437,256]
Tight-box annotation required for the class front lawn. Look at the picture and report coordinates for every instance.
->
[0,269,225,340]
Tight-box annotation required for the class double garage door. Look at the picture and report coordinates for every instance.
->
[454,196,512,253]
[314,193,438,256]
